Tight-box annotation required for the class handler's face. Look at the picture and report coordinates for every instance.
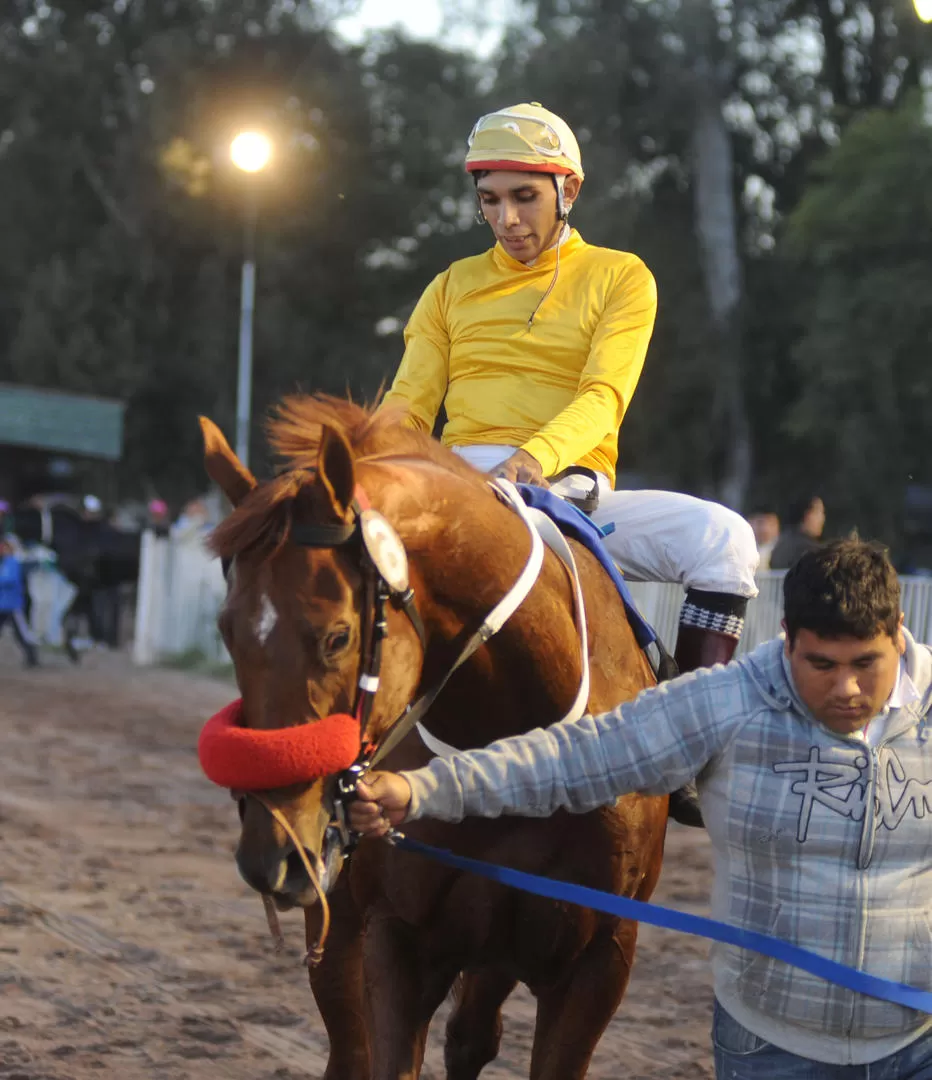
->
[786,622,905,735]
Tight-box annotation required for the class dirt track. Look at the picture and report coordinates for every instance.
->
[0,642,716,1079]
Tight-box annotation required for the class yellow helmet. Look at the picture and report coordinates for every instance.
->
[465,103,584,180]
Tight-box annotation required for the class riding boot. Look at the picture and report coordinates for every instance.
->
[667,609,745,829]
[673,624,741,675]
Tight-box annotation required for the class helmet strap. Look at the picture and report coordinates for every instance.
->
[553,174,569,221]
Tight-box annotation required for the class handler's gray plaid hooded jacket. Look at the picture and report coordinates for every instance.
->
[404,630,932,1066]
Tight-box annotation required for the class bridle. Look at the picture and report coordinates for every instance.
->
[293,486,428,842]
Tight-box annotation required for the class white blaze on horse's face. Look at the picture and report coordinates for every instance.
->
[254,591,278,648]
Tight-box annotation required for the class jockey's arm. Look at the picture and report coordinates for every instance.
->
[381,272,450,433]
[520,258,657,478]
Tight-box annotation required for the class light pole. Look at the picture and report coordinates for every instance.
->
[914,0,932,123]
[230,131,272,468]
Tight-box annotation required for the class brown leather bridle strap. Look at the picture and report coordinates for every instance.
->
[247,792,332,967]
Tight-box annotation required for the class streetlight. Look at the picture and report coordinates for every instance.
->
[916,0,932,23]
[230,131,272,467]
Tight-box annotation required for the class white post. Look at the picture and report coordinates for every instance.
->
[133,529,157,664]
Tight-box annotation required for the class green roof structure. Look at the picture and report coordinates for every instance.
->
[0,383,124,461]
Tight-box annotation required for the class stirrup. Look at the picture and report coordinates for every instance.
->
[547,466,600,515]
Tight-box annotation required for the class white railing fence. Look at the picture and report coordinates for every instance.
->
[132,529,228,665]
[627,573,932,652]
[132,531,932,666]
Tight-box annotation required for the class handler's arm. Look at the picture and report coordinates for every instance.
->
[520,257,656,476]
[381,273,450,434]
[352,665,746,831]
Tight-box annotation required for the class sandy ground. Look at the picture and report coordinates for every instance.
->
[0,641,716,1079]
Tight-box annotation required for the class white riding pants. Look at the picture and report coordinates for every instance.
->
[454,446,759,599]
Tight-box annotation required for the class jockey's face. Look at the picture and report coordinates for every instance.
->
[785,622,905,735]
[476,171,580,263]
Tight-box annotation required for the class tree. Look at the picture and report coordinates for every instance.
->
[781,98,932,551]
[0,1,488,502]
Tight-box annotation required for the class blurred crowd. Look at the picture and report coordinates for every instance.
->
[746,496,826,572]
[0,491,218,669]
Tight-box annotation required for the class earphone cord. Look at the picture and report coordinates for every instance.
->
[527,220,567,331]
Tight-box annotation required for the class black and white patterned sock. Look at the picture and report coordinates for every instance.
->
[679,588,749,641]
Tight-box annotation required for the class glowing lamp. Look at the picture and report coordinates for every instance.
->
[231,131,272,173]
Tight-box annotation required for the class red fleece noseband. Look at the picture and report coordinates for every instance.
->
[198,699,361,791]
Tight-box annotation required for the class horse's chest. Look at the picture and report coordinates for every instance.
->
[360,813,629,973]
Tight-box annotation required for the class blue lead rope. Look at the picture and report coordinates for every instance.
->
[394,834,932,1014]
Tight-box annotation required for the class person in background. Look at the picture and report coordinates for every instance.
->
[80,493,105,522]
[0,499,36,623]
[0,537,39,668]
[147,498,171,538]
[770,495,826,570]
[61,493,107,660]
[171,497,211,541]
[747,510,781,571]
[0,500,22,551]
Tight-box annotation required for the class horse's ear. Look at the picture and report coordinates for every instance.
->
[199,416,257,507]
[316,425,355,519]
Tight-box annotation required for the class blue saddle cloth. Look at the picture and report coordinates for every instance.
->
[516,485,657,649]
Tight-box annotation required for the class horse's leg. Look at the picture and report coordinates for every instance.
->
[306,879,370,1080]
[528,921,638,1080]
[363,910,458,1080]
[444,967,517,1080]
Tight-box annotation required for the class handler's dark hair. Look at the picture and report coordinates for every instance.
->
[783,537,900,644]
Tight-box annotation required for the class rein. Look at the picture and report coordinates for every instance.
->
[247,792,331,967]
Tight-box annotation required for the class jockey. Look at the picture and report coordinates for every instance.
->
[383,104,759,820]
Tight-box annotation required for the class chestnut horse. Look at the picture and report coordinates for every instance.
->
[200,395,668,1080]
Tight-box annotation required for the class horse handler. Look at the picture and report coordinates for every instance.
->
[351,539,932,1079]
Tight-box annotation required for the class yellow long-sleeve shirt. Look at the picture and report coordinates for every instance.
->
[383,229,657,486]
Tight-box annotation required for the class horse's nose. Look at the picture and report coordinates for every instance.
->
[235,839,291,896]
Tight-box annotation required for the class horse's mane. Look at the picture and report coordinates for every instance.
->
[210,394,485,560]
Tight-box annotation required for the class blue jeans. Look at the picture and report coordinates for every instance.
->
[713,1000,932,1079]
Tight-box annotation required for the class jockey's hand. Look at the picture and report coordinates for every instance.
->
[491,450,549,487]
[349,773,412,838]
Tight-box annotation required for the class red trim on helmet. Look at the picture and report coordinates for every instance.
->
[465,159,576,176]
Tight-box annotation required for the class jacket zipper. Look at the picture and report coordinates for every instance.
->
[847,746,878,1038]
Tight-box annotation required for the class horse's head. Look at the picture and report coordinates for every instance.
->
[199,399,427,911]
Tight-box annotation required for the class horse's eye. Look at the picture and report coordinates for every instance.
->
[322,626,352,658]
